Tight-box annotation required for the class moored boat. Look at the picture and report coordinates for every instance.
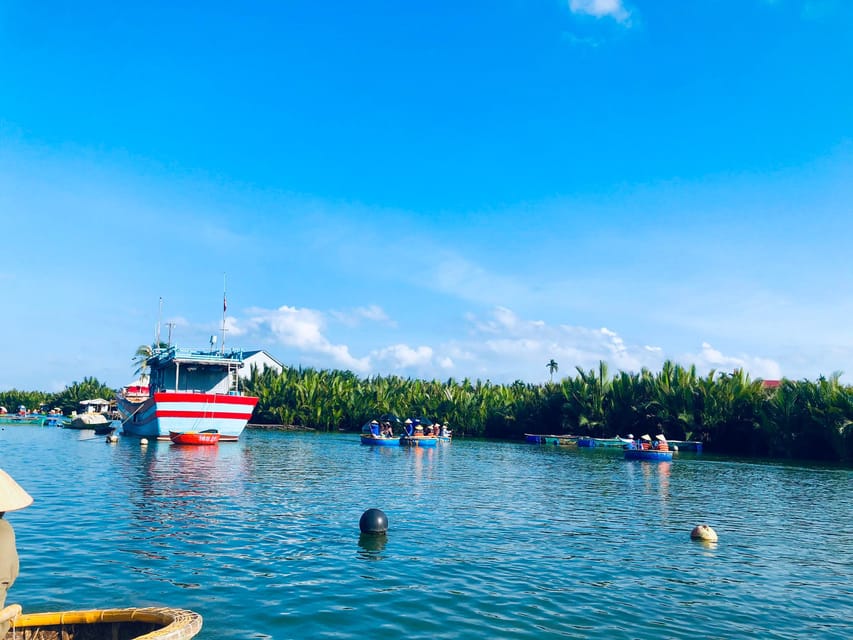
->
[66,412,115,432]
[0,406,45,425]
[666,439,703,452]
[169,429,221,445]
[119,345,258,442]
[7,606,202,639]
[525,433,577,445]
[578,436,633,448]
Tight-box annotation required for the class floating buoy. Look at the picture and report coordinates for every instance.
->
[359,508,388,535]
[690,524,718,542]
[106,434,118,443]
[673,445,679,452]
[140,438,148,446]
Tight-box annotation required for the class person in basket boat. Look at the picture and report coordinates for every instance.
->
[653,434,669,451]
[640,434,652,450]
[0,469,33,637]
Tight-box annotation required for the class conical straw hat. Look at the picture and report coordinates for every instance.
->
[0,469,33,512]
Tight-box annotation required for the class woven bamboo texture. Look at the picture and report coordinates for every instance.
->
[9,606,202,640]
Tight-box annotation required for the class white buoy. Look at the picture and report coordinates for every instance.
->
[690,524,718,542]
[140,438,148,446]
[106,434,119,443]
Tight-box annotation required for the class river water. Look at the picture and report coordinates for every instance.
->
[2,426,851,639]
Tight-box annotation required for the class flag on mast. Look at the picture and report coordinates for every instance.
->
[223,293,227,313]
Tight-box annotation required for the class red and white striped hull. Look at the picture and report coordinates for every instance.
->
[119,392,257,441]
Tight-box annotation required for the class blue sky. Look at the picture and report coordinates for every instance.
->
[2,0,853,392]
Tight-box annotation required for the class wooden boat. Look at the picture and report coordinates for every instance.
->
[577,436,633,448]
[169,429,220,445]
[525,433,577,445]
[399,435,439,448]
[360,434,400,446]
[0,414,44,425]
[66,413,115,432]
[6,605,202,639]
[624,448,673,462]
[665,439,703,452]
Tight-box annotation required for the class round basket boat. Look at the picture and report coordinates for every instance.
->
[8,606,203,639]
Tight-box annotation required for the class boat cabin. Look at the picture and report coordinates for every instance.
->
[147,346,248,395]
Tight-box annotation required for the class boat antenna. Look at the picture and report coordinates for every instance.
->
[221,273,227,354]
[156,296,163,347]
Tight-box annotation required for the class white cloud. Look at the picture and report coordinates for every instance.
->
[241,304,785,385]
[373,344,434,369]
[686,342,783,381]
[248,305,370,372]
[569,0,631,23]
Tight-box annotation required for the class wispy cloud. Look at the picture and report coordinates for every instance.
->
[568,0,631,24]
[330,305,396,328]
[688,342,783,381]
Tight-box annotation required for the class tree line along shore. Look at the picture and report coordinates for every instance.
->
[3,361,852,464]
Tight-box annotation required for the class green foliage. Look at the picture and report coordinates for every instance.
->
[238,360,853,464]
[0,390,52,413]
[6,360,853,464]
[1,377,116,417]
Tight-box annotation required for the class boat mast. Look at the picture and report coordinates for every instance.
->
[156,296,163,348]
[221,273,227,354]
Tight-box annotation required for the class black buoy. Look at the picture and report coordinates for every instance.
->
[359,508,388,535]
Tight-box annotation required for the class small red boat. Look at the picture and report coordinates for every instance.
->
[169,429,221,445]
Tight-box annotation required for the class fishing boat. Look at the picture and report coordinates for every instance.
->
[525,433,577,445]
[118,343,258,442]
[169,429,221,445]
[624,448,674,462]
[577,436,634,448]
[666,439,703,452]
[66,412,115,433]
[6,605,202,639]
[42,414,69,427]
[0,406,44,425]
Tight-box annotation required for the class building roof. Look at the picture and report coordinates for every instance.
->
[242,350,285,369]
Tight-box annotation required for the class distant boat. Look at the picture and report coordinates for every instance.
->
[577,436,633,448]
[118,344,258,442]
[665,439,703,452]
[7,605,202,639]
[169,429,221,445]
[0,407,44,425]
[66,413,115,433]
[525,433,577,445]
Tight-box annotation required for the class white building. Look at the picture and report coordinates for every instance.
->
[240,350,284,379]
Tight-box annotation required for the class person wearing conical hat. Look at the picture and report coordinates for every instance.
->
[0,469,32,637]
[640,434,652,450]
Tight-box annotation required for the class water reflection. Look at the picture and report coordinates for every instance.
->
[357,533,388,559]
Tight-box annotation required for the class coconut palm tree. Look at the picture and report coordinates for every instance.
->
[132,342,168,382]
[546,359,559,382]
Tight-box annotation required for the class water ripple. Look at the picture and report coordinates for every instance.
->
[1,428,850,639]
